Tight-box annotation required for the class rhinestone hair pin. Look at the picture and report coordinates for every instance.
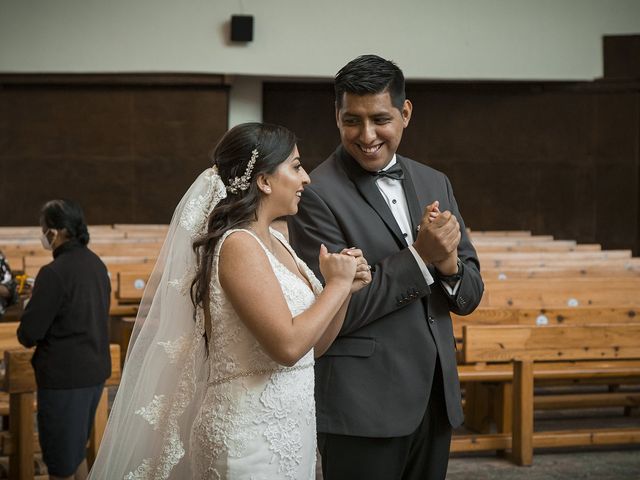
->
[226,148,259,194]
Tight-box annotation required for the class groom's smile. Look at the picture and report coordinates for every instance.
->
[336,91,412,172]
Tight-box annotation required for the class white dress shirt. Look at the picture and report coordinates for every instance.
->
[375,155,460,296]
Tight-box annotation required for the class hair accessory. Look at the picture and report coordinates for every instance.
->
[227,149,259,194]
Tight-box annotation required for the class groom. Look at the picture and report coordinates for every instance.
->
[288,55,484,479]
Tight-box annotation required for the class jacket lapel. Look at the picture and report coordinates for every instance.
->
[337,148,407,248]
[398,156,423,239]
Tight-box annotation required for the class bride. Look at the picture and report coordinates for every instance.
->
[88,122,371,479]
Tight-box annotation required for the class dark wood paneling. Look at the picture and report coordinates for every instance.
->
[264,80,640,254]
[604,35,640,79]
[0,74,229,226]
[263,82,337,172]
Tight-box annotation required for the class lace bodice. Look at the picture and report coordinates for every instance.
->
[189,227,323,479]
[206,228,322,381]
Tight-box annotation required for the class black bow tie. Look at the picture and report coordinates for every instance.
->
[373,163,404,181]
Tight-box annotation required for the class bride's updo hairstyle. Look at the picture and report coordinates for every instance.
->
[191,122,296,325]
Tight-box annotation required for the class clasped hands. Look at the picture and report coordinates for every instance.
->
[318,244,372,294]
[413,200,460,276]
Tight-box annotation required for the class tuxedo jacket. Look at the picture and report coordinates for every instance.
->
[288,146,484,438]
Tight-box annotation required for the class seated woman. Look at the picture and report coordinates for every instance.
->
[0,251,18,319]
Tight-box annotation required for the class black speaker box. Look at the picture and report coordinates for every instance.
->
[231,15,254,42]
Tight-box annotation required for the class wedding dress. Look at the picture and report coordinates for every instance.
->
[189,227,321,479]
[88,168,321,479]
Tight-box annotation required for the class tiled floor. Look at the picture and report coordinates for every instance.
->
[448,404,640,479]
[448,448,640,480]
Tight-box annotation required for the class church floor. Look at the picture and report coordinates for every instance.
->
[448,447,640,480]
[448,406,640,479]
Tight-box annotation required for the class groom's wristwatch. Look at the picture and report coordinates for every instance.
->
[436,258,463,287]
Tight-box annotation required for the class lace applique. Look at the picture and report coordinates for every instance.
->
[131,331,204,479]
[263,417,303,478]
[135,395,167,429]
[180,167,227,236]
[154,332,203,478]
[254,366,314,479]
[168,266,195,297]
[158,335,190,365]
[124,458,151,480]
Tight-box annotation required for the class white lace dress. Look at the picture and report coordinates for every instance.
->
[189,227,322,479]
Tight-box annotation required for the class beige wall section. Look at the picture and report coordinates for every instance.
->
[1,0,640,80]
[228,76,263,128]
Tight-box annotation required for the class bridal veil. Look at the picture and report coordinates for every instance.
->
[89,167,226,479]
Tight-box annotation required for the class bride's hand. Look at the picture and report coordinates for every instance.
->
[318,244,357,288]
[340,248,372,293]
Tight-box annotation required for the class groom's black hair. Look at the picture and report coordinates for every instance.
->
[334,54,406,111]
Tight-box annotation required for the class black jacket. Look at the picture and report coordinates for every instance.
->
[288,147,484,436]
[18,241,111,389]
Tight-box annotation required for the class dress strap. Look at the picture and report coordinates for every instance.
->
[269,227,298,259]
[215,228,270,257]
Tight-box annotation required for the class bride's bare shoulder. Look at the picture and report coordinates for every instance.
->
[218,230,270,275]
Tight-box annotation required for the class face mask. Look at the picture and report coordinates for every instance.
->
[40,230,54,251]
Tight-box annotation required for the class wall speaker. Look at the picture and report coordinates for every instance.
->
[231,15,254,42]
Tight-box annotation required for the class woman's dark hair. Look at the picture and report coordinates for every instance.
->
[335,54,406,111]
[40,199,90,246]
[190,122,296,333]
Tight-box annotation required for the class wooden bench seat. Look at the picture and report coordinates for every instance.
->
[476,242,602,253]
[2,345,121,479]
[454,324,640,465]
[452,306,640,338]
[21,254,157,278]
[480,259,640,280]
[479,277,640,308]
[468,230,535,238]
[117,270,154,303]
[479,251,633,269]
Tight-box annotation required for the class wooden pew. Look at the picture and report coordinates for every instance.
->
[452,306,640,339]
[117,270,154,304]
[454,325,640,464]
[480,259,640,280]
[479,277,640,308]
[454,306,640,434]
[2,345,121,480]
[468,230,534,237]
[475,242,602,253]
[478,250,633,269]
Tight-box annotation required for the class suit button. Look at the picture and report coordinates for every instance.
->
[429,316,434,323]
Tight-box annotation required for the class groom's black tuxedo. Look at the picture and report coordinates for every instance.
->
[288,146,484,439]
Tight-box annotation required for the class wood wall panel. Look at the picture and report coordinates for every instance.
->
[0,75,229,226]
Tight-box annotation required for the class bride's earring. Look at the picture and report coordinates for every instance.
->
[257,174,272,194]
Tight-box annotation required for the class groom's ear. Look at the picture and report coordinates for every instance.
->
[401,99,413,128]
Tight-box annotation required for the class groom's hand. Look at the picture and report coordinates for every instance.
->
[413,202,461,266]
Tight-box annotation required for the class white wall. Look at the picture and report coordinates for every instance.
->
[227,76,263,127]
[1,0,639,80]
